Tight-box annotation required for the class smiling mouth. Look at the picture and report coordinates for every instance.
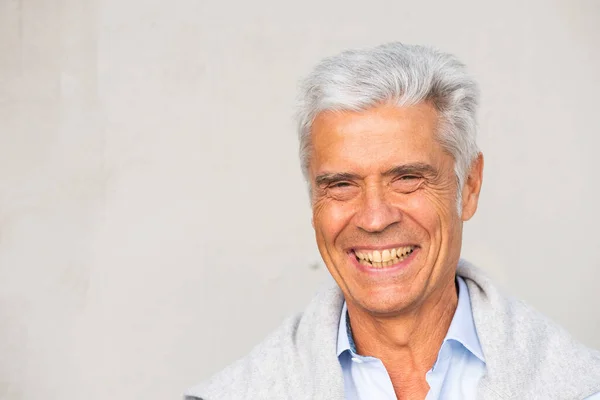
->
[352,246,417,268]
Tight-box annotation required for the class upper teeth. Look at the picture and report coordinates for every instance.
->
[354,246,415,263]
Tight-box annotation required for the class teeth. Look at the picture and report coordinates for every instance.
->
[353,246,416,268]
[373,251,382,262]
[382,249,391,262]
[359,258,370,267]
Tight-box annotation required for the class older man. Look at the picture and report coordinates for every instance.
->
[186,43,600,400]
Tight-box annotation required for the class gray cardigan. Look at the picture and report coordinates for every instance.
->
[185,260,600,399]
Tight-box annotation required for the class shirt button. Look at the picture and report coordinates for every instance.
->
[351,357,363,363]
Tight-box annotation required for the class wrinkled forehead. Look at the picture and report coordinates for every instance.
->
[309,103,451,177]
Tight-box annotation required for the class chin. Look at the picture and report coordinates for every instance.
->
[350,284,418,316]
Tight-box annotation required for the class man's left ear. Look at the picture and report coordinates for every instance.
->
[461,153,484,221]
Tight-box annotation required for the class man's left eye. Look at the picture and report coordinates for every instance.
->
[391,176,422,193]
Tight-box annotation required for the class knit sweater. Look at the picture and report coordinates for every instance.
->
[185,260,600,399]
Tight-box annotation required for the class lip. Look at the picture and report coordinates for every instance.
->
[347,246,419,276]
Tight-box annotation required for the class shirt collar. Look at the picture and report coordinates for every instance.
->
[336,301,354,357]
[336,276,485,363]
[445,276,485,362]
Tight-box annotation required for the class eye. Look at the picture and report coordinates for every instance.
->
[391,175,422,193]
[326,181,360,201]
[330,181,352,188]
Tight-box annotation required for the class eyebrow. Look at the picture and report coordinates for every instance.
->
[382,163,437,177]
[314,163,437,186]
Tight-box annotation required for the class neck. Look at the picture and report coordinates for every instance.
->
[346,275,458,399]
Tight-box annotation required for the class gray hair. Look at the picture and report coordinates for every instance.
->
[296,42,480,211]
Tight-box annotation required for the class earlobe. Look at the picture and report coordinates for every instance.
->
[461,153,484,221]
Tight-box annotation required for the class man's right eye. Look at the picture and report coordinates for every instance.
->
[324,182,360,201]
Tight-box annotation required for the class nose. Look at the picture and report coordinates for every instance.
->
[354,184,402,233]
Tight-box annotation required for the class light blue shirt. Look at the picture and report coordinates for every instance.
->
[337,276,485,400]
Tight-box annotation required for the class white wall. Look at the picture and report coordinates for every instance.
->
[1,0,599,398]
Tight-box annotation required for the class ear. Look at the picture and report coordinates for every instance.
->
[461,153,484,221]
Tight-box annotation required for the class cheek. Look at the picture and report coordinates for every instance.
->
[313,200,355,242]
[400,192,452,236]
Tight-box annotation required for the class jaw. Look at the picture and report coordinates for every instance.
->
[333,246,427,315]
[332,237,457,318]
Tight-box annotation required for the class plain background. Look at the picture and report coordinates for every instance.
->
[1,0,599,398]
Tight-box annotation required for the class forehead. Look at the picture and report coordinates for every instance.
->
[310,102,446,175]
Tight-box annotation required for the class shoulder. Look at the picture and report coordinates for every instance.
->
[184,280,346,400]
[458,260,600,399]
[185,313,306,400]
[504,293,600,386]
[505,298,600,398]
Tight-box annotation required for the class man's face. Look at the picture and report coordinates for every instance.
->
[309,102,482,316]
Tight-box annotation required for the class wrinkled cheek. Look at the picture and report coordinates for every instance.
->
[312,221,329,255]
[398,195,455,269]
[312,208,337,250]
[414,196,464,270]
[315,201,352,233]
[401,195,442,233]
[313,205,355,271]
